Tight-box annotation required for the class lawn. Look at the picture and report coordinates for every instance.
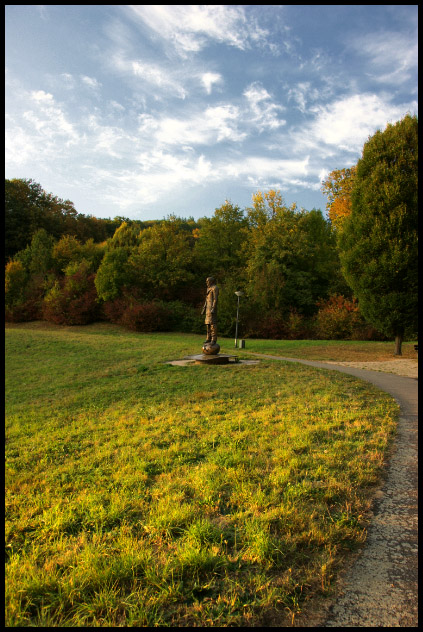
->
[233,337,418,361]
[5,322,399,626]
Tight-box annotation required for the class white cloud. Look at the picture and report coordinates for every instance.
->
[30,89,54,104]
[87,151,217,208]
[86,117,130,159]
[87,150,312,209]
[24,90,79,144]
[127,5,266,56]
[225,155,309,187]
[243,82,286,131]
[131,60,187,99]
[293,93,417,154]
[201,72,223,95]
[5,90,80,175]
[110,100,125,111]
[139,104,246,147]
[109,54,188,99]
[5,124,38,167]
[81,75,102,90]
[287,82,320,114]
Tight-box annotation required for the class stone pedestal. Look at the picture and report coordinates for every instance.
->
[184,354,239,365]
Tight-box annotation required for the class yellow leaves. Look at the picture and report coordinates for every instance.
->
[328,196,353,229]
[5,260,25,295]
[252,191,264,207]
[248,189,292,229]
[321,166,357,229]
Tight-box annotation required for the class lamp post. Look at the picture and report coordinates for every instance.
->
[234,291,244,348]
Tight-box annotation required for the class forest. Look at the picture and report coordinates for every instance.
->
[5,115,418,347]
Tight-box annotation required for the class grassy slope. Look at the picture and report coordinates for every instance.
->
[5,322,399,626]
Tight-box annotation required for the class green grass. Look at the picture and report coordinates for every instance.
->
[234,337,418,361]
[5,322,399,626]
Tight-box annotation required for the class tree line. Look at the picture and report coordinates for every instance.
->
[5,114,417,353]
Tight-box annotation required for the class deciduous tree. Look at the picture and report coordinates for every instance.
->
[321,166,357,230]
[128,220,194,301]
[193,200,248,280]
[243,190,338,316]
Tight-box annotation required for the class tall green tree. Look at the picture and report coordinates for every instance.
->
[95,247,133,302]
[338,114,418,355]
[5,179,51,262]
[13,228,56,278]
[243,190,339,316]
[193,200,248,280]
[128,220,194,301]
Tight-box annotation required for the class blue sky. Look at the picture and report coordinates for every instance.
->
[5,5,418,221]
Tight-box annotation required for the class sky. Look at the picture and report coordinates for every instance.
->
[5,5,418,222]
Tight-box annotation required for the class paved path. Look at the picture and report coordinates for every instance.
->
[250,354,418,627]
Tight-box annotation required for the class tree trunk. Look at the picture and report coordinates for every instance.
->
[394,334,403,356]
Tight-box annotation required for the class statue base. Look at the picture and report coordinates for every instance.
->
[184,353,239,365]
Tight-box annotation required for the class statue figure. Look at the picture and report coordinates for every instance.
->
[201,276,220,354]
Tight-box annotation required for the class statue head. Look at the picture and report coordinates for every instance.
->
[206,276,216,287]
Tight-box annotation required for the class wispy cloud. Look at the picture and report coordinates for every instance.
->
[243,83,286,131]
[83,151,312,210]
[81,75,102,90]
[130,60,188,99]
[350,31,418,85]
[287,82,320,114]
[138,104,246,147]
[225,155,309,187]
[109,53,188,99]
[24,90,79,145]
[84,152,216,208]
[126,5,267,56]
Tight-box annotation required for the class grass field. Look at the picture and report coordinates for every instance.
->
[5,322,400,626]
[233,337,418,361]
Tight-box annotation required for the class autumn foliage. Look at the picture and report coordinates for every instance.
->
[42,265,101,326]
[321,167,356,229]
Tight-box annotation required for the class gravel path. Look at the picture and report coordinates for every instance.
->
[250,355,418,627]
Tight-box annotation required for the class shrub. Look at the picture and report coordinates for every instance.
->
[285,309,309,340]
[314,294,364,340]
[103,295,203,334]
[42,263,101,325]
[102,296,128,325]
[5,297,43,322]
[247,312,286,339]
[165,300,203,334]
[5,263,45,322]
[5,260,28,308]
[119,301,172,332]
[350,323,389,341]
